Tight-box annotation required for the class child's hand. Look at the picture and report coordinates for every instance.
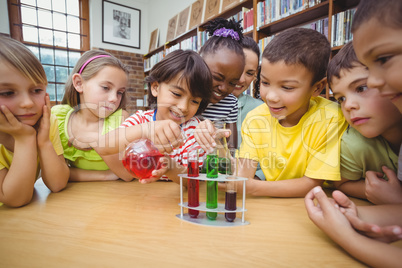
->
[194,119,231,153]
[37,93,51,147]
[138,155,171,184]
[365,166,402,205]
[148,120,184,154]
[0,105,36,138]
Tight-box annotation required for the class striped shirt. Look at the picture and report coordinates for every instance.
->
[201,94,238,123]
[121,109,206,167]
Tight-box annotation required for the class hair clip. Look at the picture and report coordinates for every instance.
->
[213,27,240,41]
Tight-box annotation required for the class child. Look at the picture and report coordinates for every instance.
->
[327,42,402,204]
[232,36,265,180]
[195,17,245,150]
[96,49,213,183]
[52,50,133,182]
[0,36,69,207]
[306,1,402,267]
[237,27,348,197]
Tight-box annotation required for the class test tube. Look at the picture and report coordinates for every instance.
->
[206,152,218,220]
[187,148,199,218]
[225,149,237,222]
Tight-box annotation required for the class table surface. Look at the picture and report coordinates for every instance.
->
[1,178,400,267]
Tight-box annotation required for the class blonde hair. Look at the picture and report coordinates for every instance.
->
[63,50,129,109]
[0,36,47,86]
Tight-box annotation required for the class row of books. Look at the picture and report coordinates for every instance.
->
[256,0,323,28]
[331,8,355,47]
[143,51,164,72]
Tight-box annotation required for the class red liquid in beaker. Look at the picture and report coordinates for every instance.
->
[123,152,163,179]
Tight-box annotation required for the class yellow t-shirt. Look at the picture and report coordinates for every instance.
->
[0,114,64,206]
[239,96,347,181]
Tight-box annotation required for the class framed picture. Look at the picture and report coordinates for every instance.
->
[204,0,221,22]
[175,7,190,37]
[166,15,178,42]
[189,0,204,29]
[221,0,241,12]
[102,0,141,49]
[148,28,159,52]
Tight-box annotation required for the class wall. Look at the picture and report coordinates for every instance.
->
[0,0,10,35]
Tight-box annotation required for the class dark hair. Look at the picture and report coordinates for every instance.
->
[63,49,129,110]
[241,36,261,99]
[262,28,331,85]
[327,42,361,89]
[146,49,213,115]
[199,17,245,61]
[352,0,402,33]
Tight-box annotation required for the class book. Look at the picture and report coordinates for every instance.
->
[148,28,159,53]
[166,14,178,42]
[176,7,190,37]
[189,0,204,29]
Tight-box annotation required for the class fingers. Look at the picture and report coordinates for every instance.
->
[304,186,323,216]
[382,166,398,182]
[194,120,216,153]
[332,190,354,209]
[0,105,18,124]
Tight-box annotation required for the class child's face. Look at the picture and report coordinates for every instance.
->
[259,59,318,127]
[233,48,259,98]
[0,60,46,126]
[151,74,202,124]
[203,48,244,103]
[331,64,402,138]
[353,18,402,113]
[78,66,127,118]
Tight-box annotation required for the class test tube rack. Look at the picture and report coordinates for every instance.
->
[176,174,249,227]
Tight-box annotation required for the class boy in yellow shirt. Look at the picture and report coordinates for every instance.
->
[238,28,348,197]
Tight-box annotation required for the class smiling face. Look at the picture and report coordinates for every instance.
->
[353,17,402,113]
[233,48,259,98]
[0,60,46,126]
[151,74,202,124]
[331,64,402,139]
[76,66,127,119]
[203,48,244,103]
[259,59,320,127]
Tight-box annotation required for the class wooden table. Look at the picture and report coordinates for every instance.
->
[0,179,399,267]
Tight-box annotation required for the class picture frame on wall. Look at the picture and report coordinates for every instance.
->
[148,28,159,52]
[189,0,204,29]
[204,0,221,22]
[166,15,178,42]
[175,7,190,37]
[102,0,141,49]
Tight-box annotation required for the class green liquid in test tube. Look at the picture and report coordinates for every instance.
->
[206,154,218,220]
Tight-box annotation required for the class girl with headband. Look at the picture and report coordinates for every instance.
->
[0,36,69,207]
[194,17,245,153]
[51,50,133,182]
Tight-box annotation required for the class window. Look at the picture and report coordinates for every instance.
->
[8,0,89,104]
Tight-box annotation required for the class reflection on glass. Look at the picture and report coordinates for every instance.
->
[21,0,36,5]
[68,33,80,49]
[69,52,81,67]
[56,84,65,101]
[56,67,68,83]
[40,47,54,65]
[54,31,67,47]
[21,6,37,25]
[67,16,80,33]
[43,65,55,82]
[55,50,68,66]
[52,0,65,13]
[39,28,53,45]
[46,83,56,101]
[38,10,52,28]
[23,26,38,43]
[67,0,79,16]
[53,13,67,31]
[37,0,51,9]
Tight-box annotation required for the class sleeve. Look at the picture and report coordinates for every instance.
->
[225,95,238,124]
[304,108,348,181]
[340,129,365,181]
[121,110,146,127]
[49,114,64,156]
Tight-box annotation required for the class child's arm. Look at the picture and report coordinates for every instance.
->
[305,186,402,268]
[100,153,135,181]
[138,155,186,184]
[333,178,367,199]
[365,166,402,204]
[0,106,38,207]
[37,95,69,192]
[68,168,119,182]
[235,158,322,197]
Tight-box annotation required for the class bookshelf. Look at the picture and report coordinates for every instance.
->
[143,0,360,101]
